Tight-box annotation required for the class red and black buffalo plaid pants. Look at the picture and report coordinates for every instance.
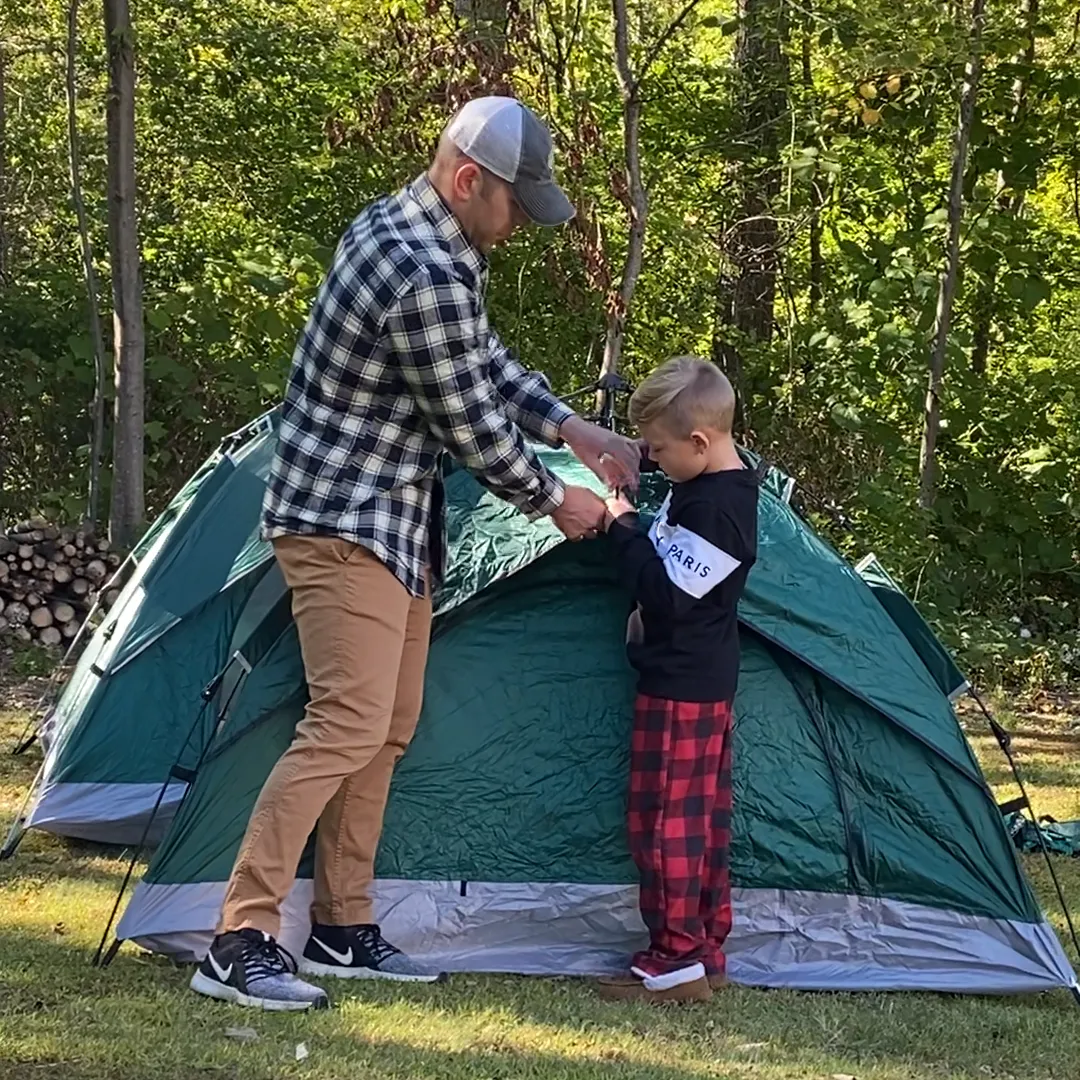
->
[628,694,733,978]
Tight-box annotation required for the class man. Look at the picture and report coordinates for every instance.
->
[189,96,640,1011]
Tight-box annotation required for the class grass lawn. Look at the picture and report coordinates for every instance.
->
[2,694,1080,1080]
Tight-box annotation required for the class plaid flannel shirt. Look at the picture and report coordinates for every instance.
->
[261,173,573,598]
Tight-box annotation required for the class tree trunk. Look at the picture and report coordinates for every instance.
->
[596,0,646,410]
[66,0,108,530]
[0,47,8,285]
[970,0,1038,376]
[918,0,987,509]
[802,3,823,311]
[103,0,145,547]
[808,181,823,311]
[711,0,789,432]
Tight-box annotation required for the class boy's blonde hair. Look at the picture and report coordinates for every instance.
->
[628,355,736,437]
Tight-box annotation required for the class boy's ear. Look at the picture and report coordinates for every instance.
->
[690,429,711,453]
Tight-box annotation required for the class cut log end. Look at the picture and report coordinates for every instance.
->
[4,602,30,626]
[52,601,76,625]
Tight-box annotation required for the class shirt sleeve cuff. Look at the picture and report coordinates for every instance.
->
[607,512,641,544]
[538,399,576,448]
[519,469,566,520]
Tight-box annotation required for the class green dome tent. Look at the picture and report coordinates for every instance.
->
[17,413,288,847]
[10,410,1077,992]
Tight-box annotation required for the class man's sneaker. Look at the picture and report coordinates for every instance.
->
[190,929,329,1011]
[300,922,446,983]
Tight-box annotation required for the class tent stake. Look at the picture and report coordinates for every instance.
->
[97,938,122,969]
[971,687,1080,969]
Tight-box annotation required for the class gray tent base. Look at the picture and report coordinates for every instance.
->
[25,781,186,847]
[115,880,1077,995]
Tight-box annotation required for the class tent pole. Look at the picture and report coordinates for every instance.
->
[90,657,249,969]
[971,687,1080,970]
[91,759,182,967]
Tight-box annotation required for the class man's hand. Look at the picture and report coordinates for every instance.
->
[559,416,641,492]
[551,485,607,541]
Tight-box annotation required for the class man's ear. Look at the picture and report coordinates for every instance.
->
[451,160,484,202]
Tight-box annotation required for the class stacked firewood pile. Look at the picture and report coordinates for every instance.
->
[0,517,124,649]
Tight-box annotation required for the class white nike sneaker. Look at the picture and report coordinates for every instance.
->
[190,929,329,1010]
[300,923,446,982]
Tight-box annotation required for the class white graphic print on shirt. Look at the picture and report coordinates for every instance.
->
[647,491,741,600]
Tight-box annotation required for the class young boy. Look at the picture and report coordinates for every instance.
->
[597,355,758,1004]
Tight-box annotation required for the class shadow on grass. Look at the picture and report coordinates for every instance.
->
[980,758,1080,790]
[0,845,145,890]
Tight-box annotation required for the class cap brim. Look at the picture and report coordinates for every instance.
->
[514,177,575,227]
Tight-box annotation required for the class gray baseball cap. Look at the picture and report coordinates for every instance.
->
[444,96,575,227]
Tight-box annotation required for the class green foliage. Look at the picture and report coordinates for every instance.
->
[6,640,58,679]
[1,0,1078,689]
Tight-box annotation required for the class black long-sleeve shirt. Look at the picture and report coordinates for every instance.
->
[607,463,759,702]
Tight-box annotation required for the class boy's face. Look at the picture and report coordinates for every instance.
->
[638,420,711,483]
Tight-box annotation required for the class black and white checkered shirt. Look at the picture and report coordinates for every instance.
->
[261,172,573,598]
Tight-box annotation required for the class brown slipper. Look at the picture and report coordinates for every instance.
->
[595,973,713,1004]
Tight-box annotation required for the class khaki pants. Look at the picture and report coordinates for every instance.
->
[218,535,432,937]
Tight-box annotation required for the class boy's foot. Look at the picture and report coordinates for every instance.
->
[190,929,329,1011]
[300,923,446,983]
[707,972,727,990]
[596,963,712,1004]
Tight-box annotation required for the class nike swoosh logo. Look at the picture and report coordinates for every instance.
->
[313,938,353,966]
[208,952,233,983]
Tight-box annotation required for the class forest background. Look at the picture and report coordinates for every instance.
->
[1,0,1078,689]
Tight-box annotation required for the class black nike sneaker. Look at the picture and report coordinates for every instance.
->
[300,923,446,983]
[189,928,329,1010]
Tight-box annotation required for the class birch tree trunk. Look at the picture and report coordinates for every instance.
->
[596,0,646,408]
[103,0,145,546]
[595,0,700,414]
[918,0,988,509]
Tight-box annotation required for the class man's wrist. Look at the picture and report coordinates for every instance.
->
[525,471,566,520]
[557,413,590,450]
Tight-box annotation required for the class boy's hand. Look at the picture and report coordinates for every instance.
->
[603,491,636,530]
